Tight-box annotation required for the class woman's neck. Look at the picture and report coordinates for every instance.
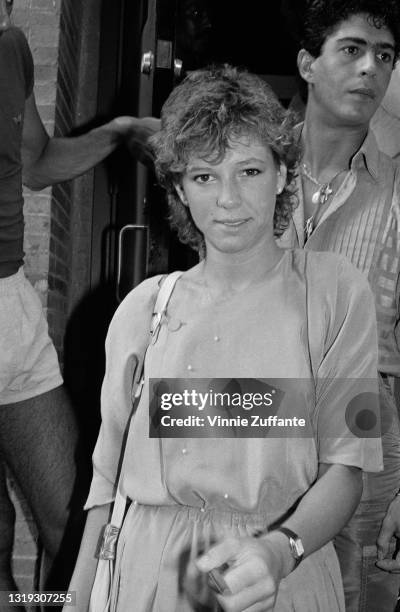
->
[201,240,283,295]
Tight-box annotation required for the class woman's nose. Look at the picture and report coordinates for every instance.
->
[216,179,240,208]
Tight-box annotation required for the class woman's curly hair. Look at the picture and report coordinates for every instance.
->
[150,65,299,253]
[302,0,400,61]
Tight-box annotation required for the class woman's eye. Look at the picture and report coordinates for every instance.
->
[243,168,261,177]
[194,174,212,183]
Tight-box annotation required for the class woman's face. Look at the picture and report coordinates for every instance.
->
[177,137,286,256]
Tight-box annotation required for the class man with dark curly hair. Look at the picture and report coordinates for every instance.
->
[281,0,400,161]
[278,0,400,610]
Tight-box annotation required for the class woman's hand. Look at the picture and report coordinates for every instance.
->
[194,532,293,612]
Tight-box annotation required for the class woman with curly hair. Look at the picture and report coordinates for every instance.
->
[69,66,382,611]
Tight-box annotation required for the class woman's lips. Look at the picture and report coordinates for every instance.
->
[215,219,250,227]
[350,87,376,99]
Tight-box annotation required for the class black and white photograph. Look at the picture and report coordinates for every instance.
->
[1,1,400,611]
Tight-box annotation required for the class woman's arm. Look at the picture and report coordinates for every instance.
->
[196,463,362,612]
[64,504,111,612]
[282,462,362,557]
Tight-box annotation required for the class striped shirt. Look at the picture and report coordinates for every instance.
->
[279,130,400,376]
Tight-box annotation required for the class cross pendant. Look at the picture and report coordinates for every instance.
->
[318,184,333,205]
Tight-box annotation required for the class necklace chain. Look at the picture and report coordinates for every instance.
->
[301,162,324,188]
[300,162,348,241]
[300,162,334,205]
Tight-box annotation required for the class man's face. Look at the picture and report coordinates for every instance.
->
[0,0,13,33]
[306,13,395,127]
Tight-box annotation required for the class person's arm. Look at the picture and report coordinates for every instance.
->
[64,504,111,612]
[195,462,362,612]
[376,494,400,572]
[21,92,160,190]
[196,259,378,611]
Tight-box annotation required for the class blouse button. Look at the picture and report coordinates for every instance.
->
[167,317,182,332]
[200,507,205,513]
[182,448,188,455]
[223,493,229,499]
[187,364,193,371]
[214,335,220,342]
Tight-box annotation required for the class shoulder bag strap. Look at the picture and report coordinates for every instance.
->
[105,271,183,535]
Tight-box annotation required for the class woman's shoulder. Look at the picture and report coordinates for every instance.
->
[115,274,163,314]
[291,248,372,298]
[107,275,164,340]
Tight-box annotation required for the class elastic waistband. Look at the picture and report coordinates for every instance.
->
[0,267,25,294]
[129,501,272,530]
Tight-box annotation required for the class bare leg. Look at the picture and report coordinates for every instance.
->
[0,385,90,595]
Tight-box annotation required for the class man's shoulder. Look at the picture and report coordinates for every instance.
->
[372,106,400,160]
[376,147,400,170]
[370,133,400,178]
[0,26,31,56]
[0,27,34,98]
[375,148,400,205]
[362,134,400,204]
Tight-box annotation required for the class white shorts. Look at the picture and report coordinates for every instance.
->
[0,268,63,404]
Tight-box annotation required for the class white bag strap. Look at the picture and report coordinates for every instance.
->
[150,271,184,343]
[98,271,183,557]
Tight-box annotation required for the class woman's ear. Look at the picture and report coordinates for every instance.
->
[175,184,188,206]
[276,163,287,195]
[297,48,316,84]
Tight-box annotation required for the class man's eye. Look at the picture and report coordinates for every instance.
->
[242,168,260,177]
[378,51,394,64]
[343,46,359,56]
[194,174,212,183]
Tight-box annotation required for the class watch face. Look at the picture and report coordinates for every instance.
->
[292,538,305,558]
[277,527,304,564]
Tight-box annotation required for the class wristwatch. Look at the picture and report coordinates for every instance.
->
[275,527,304,569]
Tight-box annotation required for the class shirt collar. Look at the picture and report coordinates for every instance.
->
[296,122,379,182]
[351,130,379,181]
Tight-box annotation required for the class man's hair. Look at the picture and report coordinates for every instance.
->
[150,65,298,253]
[302,0,400,61]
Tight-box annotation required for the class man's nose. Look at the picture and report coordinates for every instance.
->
[216,178,241,208]
[359,50,377,77]
[0,1,11,33]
